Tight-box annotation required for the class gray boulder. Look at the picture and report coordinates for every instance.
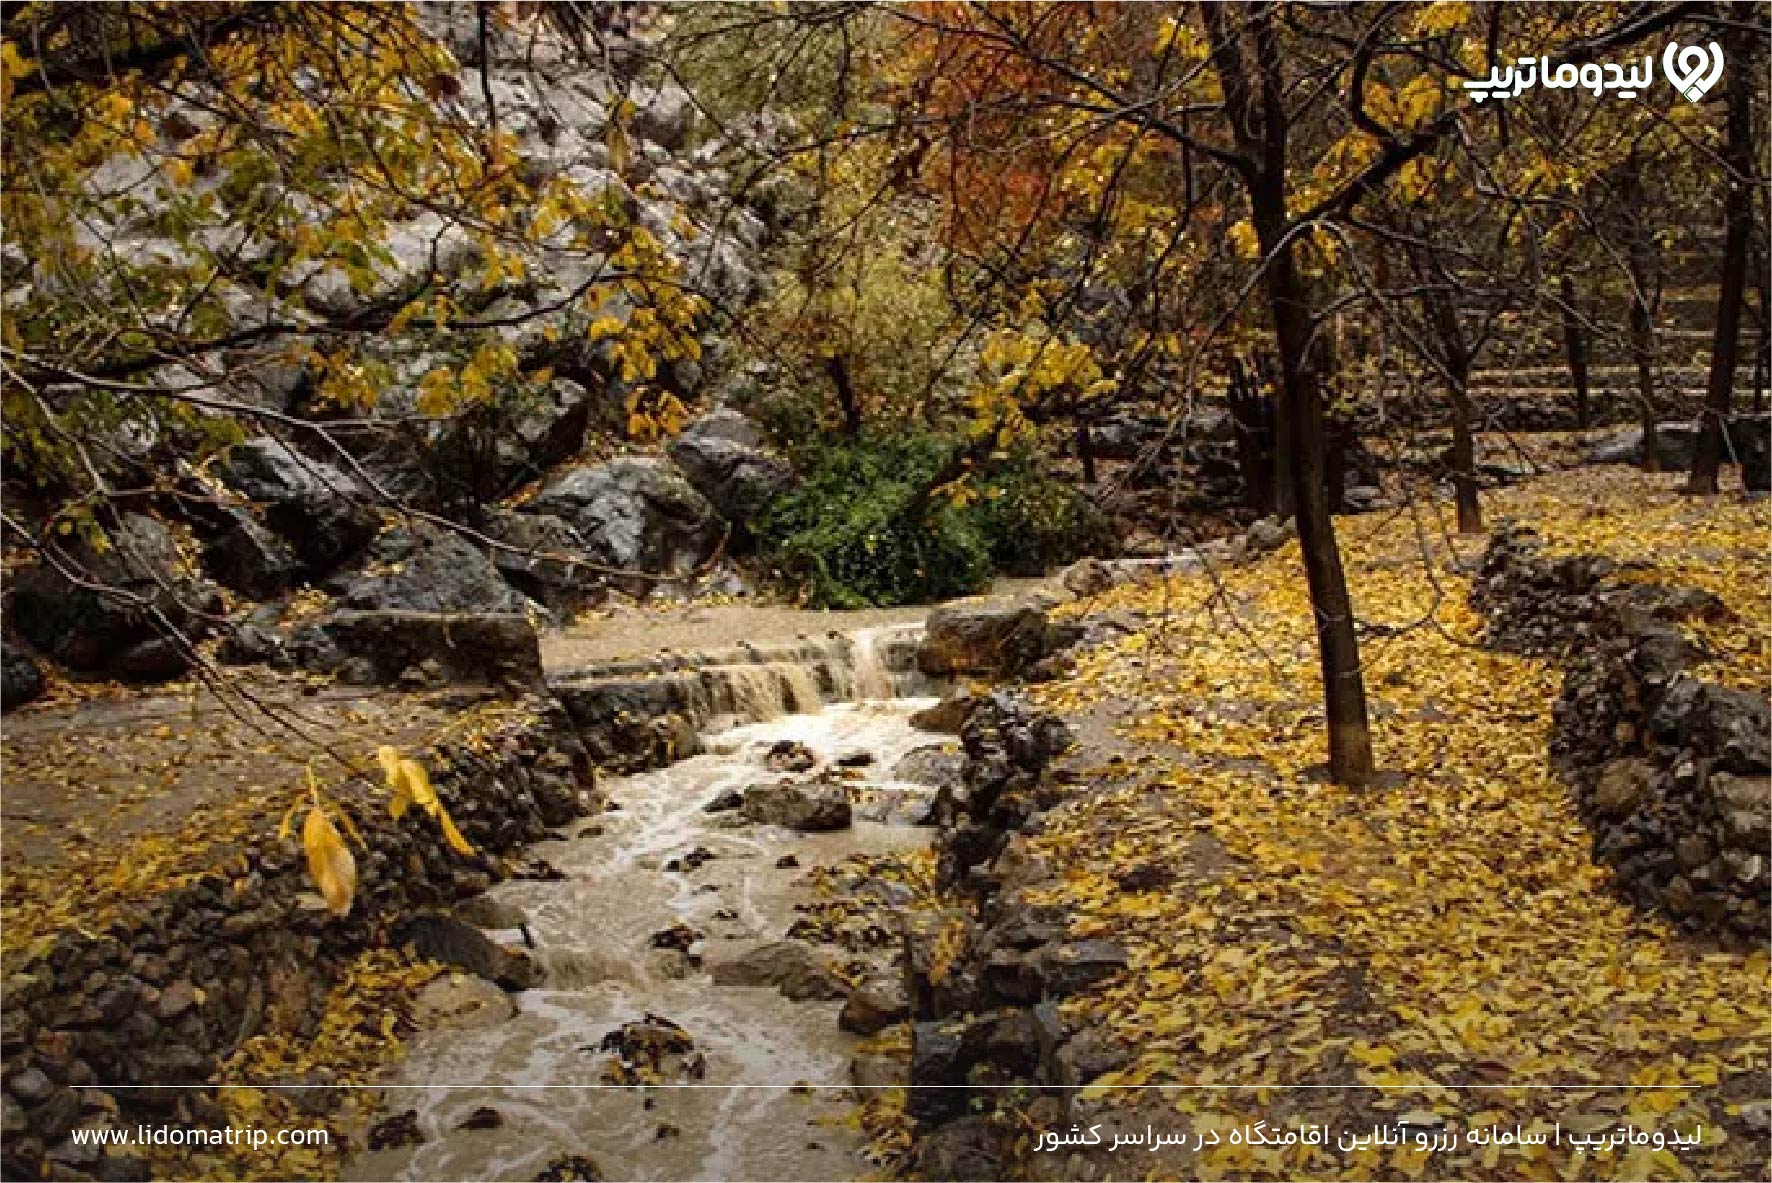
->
[479,509,605,616]
[216,437,380,574]
[524,458,723,577]
[666,411,792,534]
[287,611,543,688]
[201,509,303,599]
[2,640,45,711]
[1583,422,1702,469]
[8,513,215,680]
[327,526,527,615]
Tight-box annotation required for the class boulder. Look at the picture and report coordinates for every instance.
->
[839,975,910,1034]
[708,941,844,1000]
[740,779,852,832]
[478,509,604,617]
[890,744,966,789]
[327,526,527,615]
[910,693,980,735]
[7,513,216,680]
[393,913,542,991]
[287,611,543,688]
[524,458,723,577]
[918,600,1052,676]
[630,83,696,151]
[1,640,44,711]
[665,413,792,537]
[216,437,379,574]
[1583,422,1702,469]
[201,510,303,599]
[1058,557,1118,598]
[1730,415,1770,491]
[763,739,817,773]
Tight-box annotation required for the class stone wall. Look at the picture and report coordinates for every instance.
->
[1471,524,1769,943]
[1,698,596,1179]
[899,694,1129,1180]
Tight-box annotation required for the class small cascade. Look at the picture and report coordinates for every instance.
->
[547,623,940,743]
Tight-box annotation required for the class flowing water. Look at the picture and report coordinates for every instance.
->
[345,626,945,1182]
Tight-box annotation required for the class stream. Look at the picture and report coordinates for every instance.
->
[345,627,944,1182]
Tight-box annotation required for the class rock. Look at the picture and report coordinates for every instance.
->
[890,745,965,789]
[8,1066,53,1105]
[201,510,303,598]
[457,1106,503,1130]
[764,740,818,773]
[479,509,604,617]
[1583,421,1702,469]
[709,941,844,1000]
[1741,1100,1772,1135]
[702,790,744,813]
[453,896,530,930]
[666,414,792,541]
[836,750,875,768]
[524,458,723,578]
[393,913,544,991]
[367,1109,424,1151]
[328,526,527,615]
[918,601,1051,676]
[740,780,852,832]
[1732,415,1770,490]
[215,437,379,574]
[1038,940,1128,996]
[1712,774,1771,847]
[1244,516,1293,556]
[1087,414,1164,460]
[1,640,44,711]
[8,512,216,680]
[1059,557,1118,598]
[534,1155,604,1182]
[1592,758,1652,818]
[650,924,700,953]
[839,976,910,1034]
[676,406,764,448]
[630,83,695,150]
[912,1114,1009,1181]
[287,611,543,687]
[910,693,979,735]
[774,854,799,869]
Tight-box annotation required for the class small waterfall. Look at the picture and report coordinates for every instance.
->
[849,627,897,700]
[548,622,941,742]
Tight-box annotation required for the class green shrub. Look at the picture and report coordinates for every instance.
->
[971,447,1116,576]
[760,436,1113,607]
[761,435,992,608]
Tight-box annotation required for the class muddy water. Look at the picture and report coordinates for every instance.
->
[345,693,946,1182]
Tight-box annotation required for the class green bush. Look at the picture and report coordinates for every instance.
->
[971,447,1116,577]
[761,434,992,609]
[760,436,1111,607]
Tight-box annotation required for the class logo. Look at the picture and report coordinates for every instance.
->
[1663,41,1725,102]
[1462,42,1724,105]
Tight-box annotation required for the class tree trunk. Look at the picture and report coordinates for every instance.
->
[1621,166,1663,470]
[1559,273,1592,430]
[1689,23,1755,493]
[824,354,863,438]
[1075,421,1097,485]
[1228,357,1275,513]
[1414,247,1482,533]
[1253,191,1374,787]
[1205,1,1372,786]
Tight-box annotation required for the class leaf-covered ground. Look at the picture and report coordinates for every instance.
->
[1020,468,1768,1181]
